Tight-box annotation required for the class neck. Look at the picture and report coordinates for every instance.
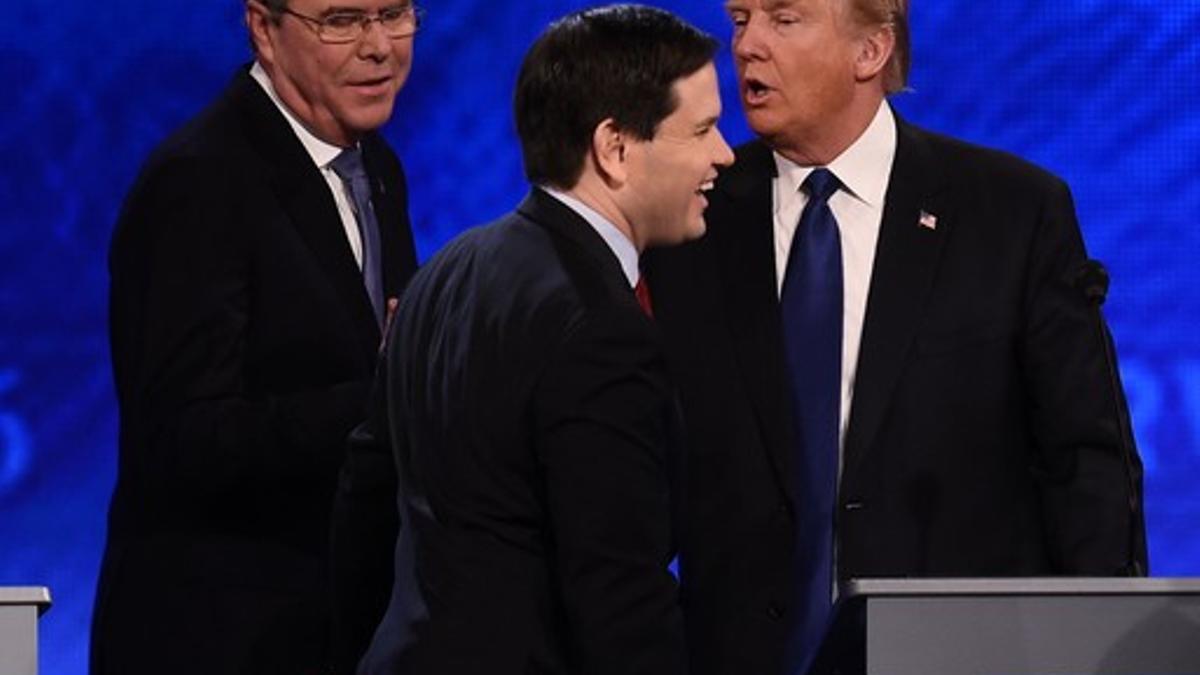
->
[562,177,643,253]
[259,60,357,148]
[777,91,884,167]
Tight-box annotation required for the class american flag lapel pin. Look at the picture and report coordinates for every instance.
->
[918,210,938,231]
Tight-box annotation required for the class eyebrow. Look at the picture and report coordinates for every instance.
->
[725,0,801,12]
[317,5,364,17]
[320,2,407,15]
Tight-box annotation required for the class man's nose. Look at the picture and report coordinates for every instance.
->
[713,127,735,167]
[732,19,768,62]
[358,18,392,58]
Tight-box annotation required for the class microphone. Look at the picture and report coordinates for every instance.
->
[1070,259,1144,576]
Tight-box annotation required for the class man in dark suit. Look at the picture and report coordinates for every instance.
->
[338,6,733,674]
[645,1,1149,673]
[92,0,419,672]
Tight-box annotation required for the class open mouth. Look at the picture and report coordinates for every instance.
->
[743,78,772,104]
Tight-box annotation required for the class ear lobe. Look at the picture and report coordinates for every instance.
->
[855,24,896,82]
[591,118,629,185]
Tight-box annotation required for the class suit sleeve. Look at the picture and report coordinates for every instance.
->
[110,157,369,497]
[532,306,685,675]
[329,353,400,675]
[1020,177,1148,574]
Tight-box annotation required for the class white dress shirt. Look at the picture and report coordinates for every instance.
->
[772,102,898,456]
[250,62,365,269]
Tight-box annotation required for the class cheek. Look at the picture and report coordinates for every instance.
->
[665,165,693,202]
[393,58,413,90]
[322,46,363,81]
[393,42,414,68]
[305,56,339,95]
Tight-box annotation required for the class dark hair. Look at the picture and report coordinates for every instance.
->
[513,4,719,189]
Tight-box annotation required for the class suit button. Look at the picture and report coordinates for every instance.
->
[776,502,789,515]
[767,603,784,620]
[843,500,864,511]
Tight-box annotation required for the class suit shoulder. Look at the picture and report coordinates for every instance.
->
[119,113,256,221]
[412,212,639,334]
[120,103,261,223]
[909,124,1068,195]
[408,214,578,315]
[111,93,268,259]
[154,89,256,163]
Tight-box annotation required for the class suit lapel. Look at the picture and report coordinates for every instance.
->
[229,68,381,355]
[713,143,797,502]
[843,118,952,475]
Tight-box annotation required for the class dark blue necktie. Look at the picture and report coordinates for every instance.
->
[331,147,384,328]
[780,168,842,675]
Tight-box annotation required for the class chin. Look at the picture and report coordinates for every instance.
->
[346,109,393,136]
[743,109,783,139]
[681,221,708,242]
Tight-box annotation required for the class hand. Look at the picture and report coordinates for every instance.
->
[379,297,399,353]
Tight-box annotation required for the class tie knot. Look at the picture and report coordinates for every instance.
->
[803,168,840,204]
[330,147,367,182]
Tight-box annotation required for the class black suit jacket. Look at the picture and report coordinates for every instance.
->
[348,189,684,675]
[93,66,417,675]
[646,116,1147,675]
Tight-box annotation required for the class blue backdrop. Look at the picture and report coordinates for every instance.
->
[2,1,1197,672]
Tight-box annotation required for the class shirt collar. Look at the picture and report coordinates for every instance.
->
[773,100,897,207]
[541,187,640,288]
[250,61,348,170]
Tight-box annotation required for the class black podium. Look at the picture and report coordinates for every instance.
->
[811,578,1200,675]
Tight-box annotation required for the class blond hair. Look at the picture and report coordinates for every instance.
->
[846,0,910,93]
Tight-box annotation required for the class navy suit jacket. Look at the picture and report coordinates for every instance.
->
[646,116,1148,675]
[347,189,685,675]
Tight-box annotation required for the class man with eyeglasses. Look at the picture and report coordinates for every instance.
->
[92,1,420,673]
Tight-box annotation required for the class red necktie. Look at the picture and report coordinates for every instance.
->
[634,276,654,318]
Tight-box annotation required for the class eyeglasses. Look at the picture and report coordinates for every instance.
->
[279,3,424,44]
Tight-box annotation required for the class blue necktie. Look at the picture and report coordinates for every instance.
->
[331,147,384,328]
[780,168,842,675]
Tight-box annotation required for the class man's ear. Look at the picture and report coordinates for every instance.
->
[245,1,276,64]
[854,23,896,82]
[591,118,629,186]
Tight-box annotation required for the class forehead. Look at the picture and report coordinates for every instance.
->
[290,0,403,11]
[664,64,721,121]
[725,0,834,11]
